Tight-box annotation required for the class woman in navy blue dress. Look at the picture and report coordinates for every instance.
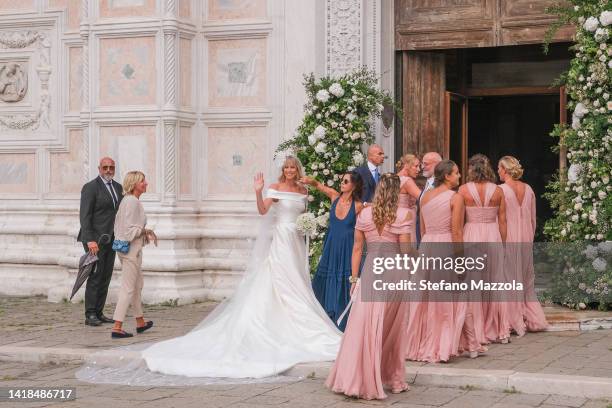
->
[301,171,363,331]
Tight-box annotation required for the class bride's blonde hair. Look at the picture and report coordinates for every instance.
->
[372,173,400,230]
[278,155,304,182]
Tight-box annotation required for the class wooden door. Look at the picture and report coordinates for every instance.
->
[445,92,469,178]
[400,51,446,157]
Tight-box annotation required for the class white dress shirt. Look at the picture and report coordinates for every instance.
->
[100,176,119,208]
[367,161,379,181]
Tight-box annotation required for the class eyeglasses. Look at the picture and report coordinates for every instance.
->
[101,166,115,170]
[342,179,351,184]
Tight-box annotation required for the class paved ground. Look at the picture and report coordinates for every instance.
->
[2,296,612,378]
[1,361,611,408]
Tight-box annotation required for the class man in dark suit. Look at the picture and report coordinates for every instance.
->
[355,144,385,203]
[78,157,123,326]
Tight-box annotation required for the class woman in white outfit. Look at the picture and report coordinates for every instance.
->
[141,156,341,378]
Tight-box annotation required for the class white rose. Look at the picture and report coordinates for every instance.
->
[316,113,322,119]
[347,112,356,121]
[314,125,326,139]
[322,169,330,175]
[574,202,583,211]
[561,229,567,236]
[329,105,338,113]
[350,132,360,140]
[584,16,599,32]
[571,215,579,222]
[316,89,330,103]
[312,171,318,177]
[308,134,317,145]
[352,151,364,166]
[602,176,609,184]
[574,5,579,11]
[326,180,334,187]
[594,100,601,107]
[574,102,588,118]
[315,142,327,154]
[331,122,338,128]
[603,93,609,100]
[319,163,325,169]
[591,181,598,189]
[307,195,314,202]
[596,234,604,240]
[598,191,607,200]
[329,83,345,98]
[578,16,585,24]
[311,163,317,170]
[599,54,607,62]
[600,10,612,26]
[567,163,582,183]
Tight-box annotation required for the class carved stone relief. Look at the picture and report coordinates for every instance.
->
[0,31,52,131]
[326,0,362,76]
[0,63,28,102]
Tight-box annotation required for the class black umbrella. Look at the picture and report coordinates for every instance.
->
[69,234,111,300]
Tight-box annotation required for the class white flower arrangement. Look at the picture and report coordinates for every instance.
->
[352,151,364,165]
[592,257,607,272]
[329,83,345,97]
[600,10,612,26]
[316,89,330,103]
[315,142,327,154]
[296,212,318,236]
[584,16,599,32]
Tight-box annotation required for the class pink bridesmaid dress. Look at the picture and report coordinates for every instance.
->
[326,206,411,400]
[462,182,505,347]
[398,177,426,360]
[418,189,467,362]
[500,183,548,332]
[398,176,418,242]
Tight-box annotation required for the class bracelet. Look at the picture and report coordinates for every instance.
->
[348,276,359,284]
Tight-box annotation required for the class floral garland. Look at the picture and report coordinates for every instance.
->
[543,1,611,309]
[277,68,394,272]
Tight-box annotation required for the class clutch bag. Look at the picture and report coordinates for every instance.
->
[112,239,130,254]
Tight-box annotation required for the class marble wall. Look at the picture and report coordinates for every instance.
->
[208,0,267,20]
[49,129,86,194]
[206,127,266,198]
[99,0,156,19]
[98,36,157,107]
[208,39,267,108]
[0,153,36,195]
[99,125,157,193]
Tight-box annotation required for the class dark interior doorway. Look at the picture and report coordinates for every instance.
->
[468,94,559,238]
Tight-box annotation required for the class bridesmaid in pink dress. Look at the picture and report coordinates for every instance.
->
[498,156,548,332]
[396,154,427,360]
[418,160,468,362]
[458,154,508,349]
[396,154,421,242]
[326,173,412,400]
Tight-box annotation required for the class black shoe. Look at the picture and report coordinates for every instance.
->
[111,330,133,339]
[136,321,154,334]
[85,315,102,326]
[97,314,115,324]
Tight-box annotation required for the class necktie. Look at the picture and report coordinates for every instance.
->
[107,181,118,208]
[373,168,380,184]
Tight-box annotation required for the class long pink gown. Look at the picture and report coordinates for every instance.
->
[326,206,411,400]
[399,176,425,360]
[417,189,467,362]
[500,182,548,332]
[461,182,505,347]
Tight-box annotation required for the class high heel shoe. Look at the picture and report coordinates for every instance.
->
[391,383,410,394]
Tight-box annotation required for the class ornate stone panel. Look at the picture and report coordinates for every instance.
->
[206,126,266,197]
[208,39,266,108]
[98,36,157,107]
[208,0,267,21]
[99,124,157,193]
[326,0,362,76]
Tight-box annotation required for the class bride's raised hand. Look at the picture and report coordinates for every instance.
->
[254,172,265,193]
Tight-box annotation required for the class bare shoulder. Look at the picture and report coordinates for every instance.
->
[298,185,308,195]
[269,183,280,190]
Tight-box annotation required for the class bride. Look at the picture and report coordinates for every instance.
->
[141,156,342,378]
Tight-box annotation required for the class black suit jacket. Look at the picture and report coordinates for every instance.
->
[77,177,123,244]
[355,165,377,203]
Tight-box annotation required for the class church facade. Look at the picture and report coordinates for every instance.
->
[0,0,569,303]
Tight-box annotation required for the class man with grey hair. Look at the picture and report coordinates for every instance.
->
[78,157,123,326]
[355,144,385,203]
[416,152,442,244]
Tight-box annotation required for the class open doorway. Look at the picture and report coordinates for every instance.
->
[468,94,560,234]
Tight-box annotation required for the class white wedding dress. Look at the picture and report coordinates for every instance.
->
[140,189,342,378]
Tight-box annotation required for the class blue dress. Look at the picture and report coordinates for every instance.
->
[312,197,356,331]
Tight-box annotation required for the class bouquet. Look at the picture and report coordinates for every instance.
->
[296,213,317,236]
